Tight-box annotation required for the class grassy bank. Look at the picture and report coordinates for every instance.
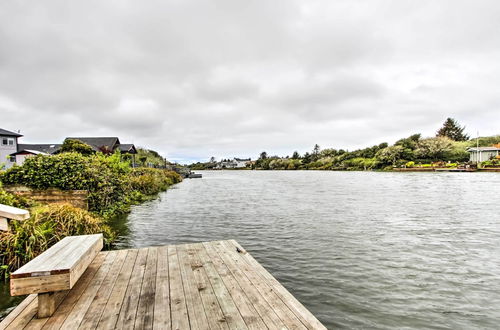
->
[0,152,182,278]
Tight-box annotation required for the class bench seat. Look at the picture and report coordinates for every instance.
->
[10,234,103,318]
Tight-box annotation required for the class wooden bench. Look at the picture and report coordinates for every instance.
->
[10,234,103,318]
[0,203,30,231]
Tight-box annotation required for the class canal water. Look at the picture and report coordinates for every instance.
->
[2,171,500,329]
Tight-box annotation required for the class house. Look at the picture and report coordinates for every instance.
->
[0,128,23,169]
[10,144,61,166]
[6,134,138,167]
[64,137,137,155]
[467,147,500,162]
[233,158,251,168]
[216,157,251,169]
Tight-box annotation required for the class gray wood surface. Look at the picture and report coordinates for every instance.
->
[1,240,326,330]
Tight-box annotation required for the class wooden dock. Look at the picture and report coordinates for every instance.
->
[0,240,326,329]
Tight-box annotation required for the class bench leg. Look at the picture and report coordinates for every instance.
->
[37,292,56,318]
[0,217,9,231]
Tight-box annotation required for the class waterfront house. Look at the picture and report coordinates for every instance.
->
[6,134,137,166]
[216,157,251,169]
[467,147,500,162]
[0,128,22,169]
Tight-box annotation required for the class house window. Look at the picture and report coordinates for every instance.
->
[2,138,14,146]
[9,156,16,162]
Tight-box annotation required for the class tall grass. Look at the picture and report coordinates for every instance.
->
[0,203,114,279]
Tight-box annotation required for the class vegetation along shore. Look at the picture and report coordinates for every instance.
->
[0,139,182,278]
[190,118,500,171]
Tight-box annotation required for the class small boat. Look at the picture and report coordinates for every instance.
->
[188,172,202,178]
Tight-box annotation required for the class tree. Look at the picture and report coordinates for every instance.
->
[59,139,94,156]
[209,156,216,163]
[375,145,405,166]
[313,144,320,155]
[415,137,454,161]
[292,151,300,159]
[436,118,469,141]
[259,151,268,160]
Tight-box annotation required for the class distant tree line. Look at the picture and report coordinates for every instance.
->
[189,118,500,171]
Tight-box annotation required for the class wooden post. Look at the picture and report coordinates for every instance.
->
[0,217,9,231]
[37,292,56,318]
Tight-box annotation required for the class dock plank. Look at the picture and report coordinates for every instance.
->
[153,246,171,330]
[97,249,139,330]
[135,246,158,330]
[59,251,117,329]
[78,249,128,329]
[228,240,327,330]
[115,248,148,330]
[168,245,190,330]
[184,244,229,330]
[177,244,210,330]
[202,242,268,330]
[188,243,245,330]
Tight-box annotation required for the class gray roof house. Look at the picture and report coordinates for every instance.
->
[467,147,500,162]
[9,136,137,166]
[64,137,137,154]
[0,128,22,169]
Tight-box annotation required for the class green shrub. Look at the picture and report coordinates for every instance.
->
[0,203,114,278]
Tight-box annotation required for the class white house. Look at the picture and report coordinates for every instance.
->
[0,128,22,169]
[216,157,251,169]
[467,147,500,162]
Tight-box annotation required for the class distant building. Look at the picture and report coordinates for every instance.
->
[0,128,23,169]
[467,147,500,162]
[216,157,251,169]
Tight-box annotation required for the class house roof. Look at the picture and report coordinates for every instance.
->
[17,144,61,154]
[10,149,49,156]
[0,128,23,137]
[118,144,137,154]
[467,147,500,152]
[65,137,121,152]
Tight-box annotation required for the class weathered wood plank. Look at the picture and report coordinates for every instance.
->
[202,242,267,330]
[97,249,139,330]
[177,244,210,330]
[135,246,158,330]
[185,243,230,330]
[59,251,117,329]
[228,240,326,330]
[78,249,128,329]
[219,240,306,330]
[209,241,286,330]
[115,248,148,330]
[0,294,37,330]
[153,246,171,330]
[168,245,190,330]
[191,243,248,330]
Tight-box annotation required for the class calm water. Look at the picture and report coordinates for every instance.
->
[109,170,500,329]
[2,171,500,329]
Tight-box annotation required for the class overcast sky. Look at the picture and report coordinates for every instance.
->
[1,1,499,163]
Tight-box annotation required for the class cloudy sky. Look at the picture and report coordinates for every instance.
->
[1,0,499,163]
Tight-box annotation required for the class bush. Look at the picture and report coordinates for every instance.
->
[0,203,114,278]
[0,153,131,215]
[129,168,182,196]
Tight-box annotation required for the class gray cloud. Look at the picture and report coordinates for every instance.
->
[1,0,500,163]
